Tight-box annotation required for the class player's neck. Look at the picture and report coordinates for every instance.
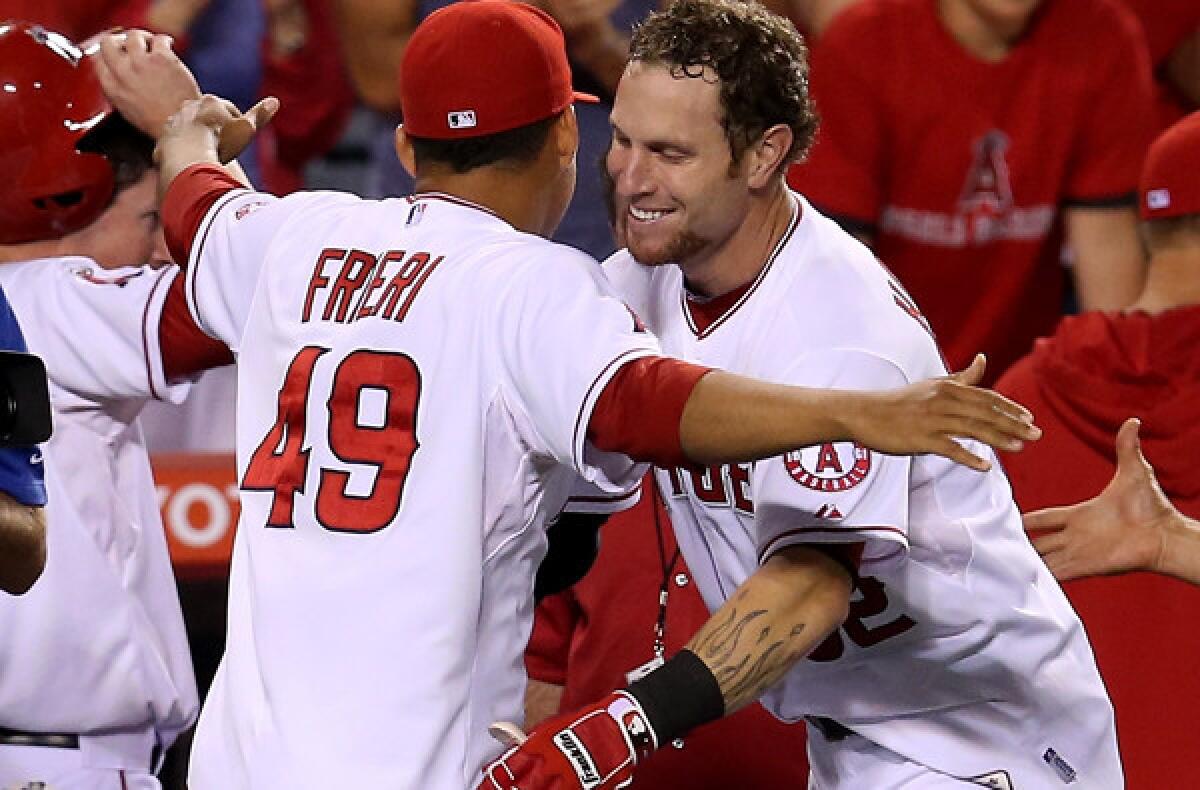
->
[1126,247,1200,315]
[0,238,65,264]
[679,185,795,299]
[936,0,1029,62]
[412,168,559,238]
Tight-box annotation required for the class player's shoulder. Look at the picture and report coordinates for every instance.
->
[0,256,153,291]
[600,249,654,293]
[777,200,937,358]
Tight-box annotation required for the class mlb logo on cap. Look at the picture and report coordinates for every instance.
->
[1139,111,1200,220]
[448,110,477,130]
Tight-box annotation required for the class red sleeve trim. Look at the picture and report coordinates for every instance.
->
[162,164,245,267]
[587,357,713,468]
[160,269,234,381]
[140,266,175,400]
[758,526,905,565]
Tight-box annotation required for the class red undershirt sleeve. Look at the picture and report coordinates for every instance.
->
[587,357,714,468]
[161,164,246,267]
[159,272,234,380]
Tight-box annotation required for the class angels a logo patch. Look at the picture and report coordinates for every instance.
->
[784,442,871,492]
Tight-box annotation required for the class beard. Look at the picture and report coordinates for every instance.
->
[626,226,710,267]
[602,164,710,267]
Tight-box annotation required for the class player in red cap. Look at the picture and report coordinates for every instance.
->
[150,1,1039,786]
[996,110,1200,789]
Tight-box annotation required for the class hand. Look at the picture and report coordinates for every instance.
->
[478,691,655,790]
[157,93,280,164]
[1024,418,1175,581]
[845,354,1041,472]
[90,29,201,139]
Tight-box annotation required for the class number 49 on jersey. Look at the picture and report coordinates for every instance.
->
[241,346,422,534]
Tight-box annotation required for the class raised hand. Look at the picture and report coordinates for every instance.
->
[1024,418,1175,581]
[90,30,201,140]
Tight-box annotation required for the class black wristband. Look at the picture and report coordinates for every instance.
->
[625,648,725,744]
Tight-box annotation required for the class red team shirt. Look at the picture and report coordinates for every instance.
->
[789,0,1154,379]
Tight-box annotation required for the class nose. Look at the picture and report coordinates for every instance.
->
[609,146,653,199]
[150,227,173,269]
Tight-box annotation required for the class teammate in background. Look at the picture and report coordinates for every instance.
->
[0,23,249,787]
[996,109,1200,789]
[0,289,47,596]
[151,2,1035,786]
[788,0,1154,381]
[483,2,1121,788]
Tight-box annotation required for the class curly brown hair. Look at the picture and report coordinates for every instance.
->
[629,0,818,171]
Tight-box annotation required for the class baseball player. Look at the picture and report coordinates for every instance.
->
[482,2,1122,788]
[0,23,245,788]
[0,287,48,596]
[148,2,1038,787]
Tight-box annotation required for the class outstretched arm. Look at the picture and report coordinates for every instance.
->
[593,353,1040,473]
[1025,418,1200,586]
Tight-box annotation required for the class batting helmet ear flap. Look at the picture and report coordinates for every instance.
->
[0,21,116,245]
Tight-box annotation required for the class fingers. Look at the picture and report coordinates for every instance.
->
[488,722,528,748]
[952,384,1035,427]
[948,353,986,387]
[216,96,280,163]
[932,437,990,473]
[1031,529,1067,556]
[1022,505,1072,532]
[1114,417,1150,477]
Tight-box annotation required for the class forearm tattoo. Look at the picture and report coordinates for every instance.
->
[688,588,810,711]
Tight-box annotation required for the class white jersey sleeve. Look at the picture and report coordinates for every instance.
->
[754,349,912,577]
[183,188,354,353]
[0,257,188,403]
[497,250,660,495]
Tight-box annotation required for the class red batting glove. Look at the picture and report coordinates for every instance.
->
[478,691,658,790]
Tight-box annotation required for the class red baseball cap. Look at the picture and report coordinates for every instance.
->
[399,0,598,140]
[1140,111,1200,220]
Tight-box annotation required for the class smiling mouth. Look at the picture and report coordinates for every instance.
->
[629,206,673,222]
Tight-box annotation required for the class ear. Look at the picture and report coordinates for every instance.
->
[745,124,794,190]
[551,106,581,169]
[394,124,417,179]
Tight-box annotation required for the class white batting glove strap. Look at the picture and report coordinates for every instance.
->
[605,690,659,761]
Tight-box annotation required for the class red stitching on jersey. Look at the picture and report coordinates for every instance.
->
[187,188,246,334]
[408,192,507,224]
[565,484,642,505]
[758,525,906,564]
[682,200,801,340]
[140,266,176,401]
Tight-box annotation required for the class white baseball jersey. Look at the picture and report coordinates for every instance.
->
[603,193,1121,789]
[177,187,657,789]
[0,258,199,769]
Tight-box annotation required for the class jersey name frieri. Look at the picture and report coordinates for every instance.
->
[301,247,444,324]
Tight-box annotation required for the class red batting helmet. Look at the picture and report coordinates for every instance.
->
[0,21,115,244]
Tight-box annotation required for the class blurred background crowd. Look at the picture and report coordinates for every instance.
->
[2,0,1197,787]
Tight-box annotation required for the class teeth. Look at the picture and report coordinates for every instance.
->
[630,206,667,221]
